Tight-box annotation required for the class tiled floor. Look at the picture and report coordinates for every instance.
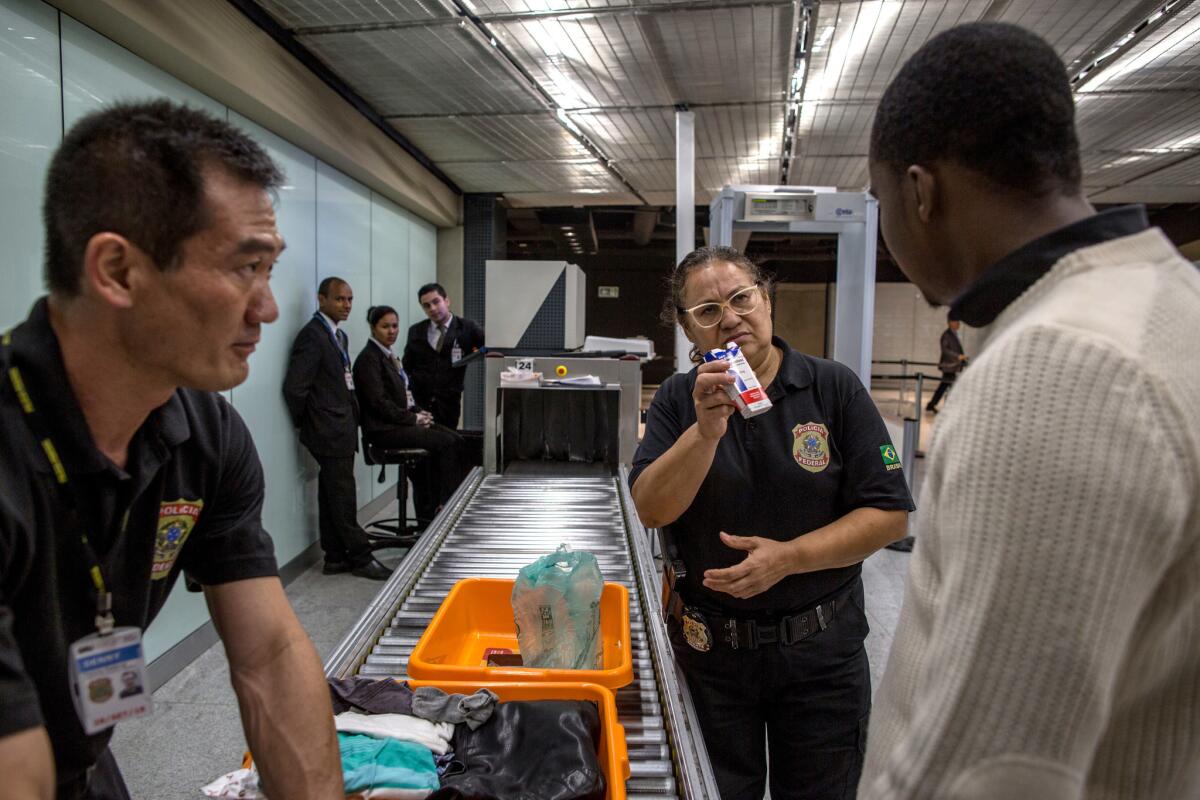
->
[109,537,913,798]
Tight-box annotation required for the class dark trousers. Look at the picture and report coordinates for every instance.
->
[367,423,463,520]
[82,748,131,800]
[926,370,956,409]
[429,390,463,430]
[313,453,373,566]
[669,580,872,800]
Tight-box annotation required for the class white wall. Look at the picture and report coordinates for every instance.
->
[0,0,438,662]
[872,283,954,366]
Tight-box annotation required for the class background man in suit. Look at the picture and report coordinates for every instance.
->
[283,277,390,580]
[925,312,967,413]
[402,283,484,429]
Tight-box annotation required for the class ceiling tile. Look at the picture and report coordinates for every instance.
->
[571,103,784,162]
[491,3,793,109]
[441,158,624,192]
[256,0,449,30]
[390,113,590,161]
[301,26,544,115]
[787,155,868,189]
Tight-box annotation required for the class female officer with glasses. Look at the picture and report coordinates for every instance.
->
[630,246,913,800]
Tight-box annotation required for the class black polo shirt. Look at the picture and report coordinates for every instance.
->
[0,299,278,794]
[951,205,1149,327]
[630,337,914,614]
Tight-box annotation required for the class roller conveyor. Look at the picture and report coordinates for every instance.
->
[323,468,721,799]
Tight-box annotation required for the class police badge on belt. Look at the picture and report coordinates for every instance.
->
[682,607,713,652]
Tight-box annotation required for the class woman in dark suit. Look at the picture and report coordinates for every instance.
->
[354,305,462,522]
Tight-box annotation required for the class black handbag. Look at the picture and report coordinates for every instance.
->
[428,700,606,800]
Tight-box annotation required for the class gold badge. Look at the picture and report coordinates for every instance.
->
[152,499,204,580]
[88,677,114,703]
[792,422,831,473]
[682,608,712,652]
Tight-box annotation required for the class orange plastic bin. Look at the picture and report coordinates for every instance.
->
[407,578,633,689]
[407,680,630,800]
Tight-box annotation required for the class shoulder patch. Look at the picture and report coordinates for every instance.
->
[880,444,902,471]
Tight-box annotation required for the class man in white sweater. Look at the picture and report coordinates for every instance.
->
[861,22,1200,799]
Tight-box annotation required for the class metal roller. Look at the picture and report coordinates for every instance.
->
[323,468,721,799]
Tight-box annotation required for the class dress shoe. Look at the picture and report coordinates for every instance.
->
[351,558,393,580]
[322,560,351,575]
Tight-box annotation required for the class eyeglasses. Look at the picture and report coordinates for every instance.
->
[679,284,762,329]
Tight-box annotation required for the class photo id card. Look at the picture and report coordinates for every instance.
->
[68,626,152,734]
[344,369,355,391]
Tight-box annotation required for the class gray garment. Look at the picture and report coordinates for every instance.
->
[412,686,500,730]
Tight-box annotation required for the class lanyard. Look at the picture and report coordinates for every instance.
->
[315,313,351,370]
[2,330,115,635]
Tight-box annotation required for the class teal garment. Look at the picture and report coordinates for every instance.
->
[338,732,440,792]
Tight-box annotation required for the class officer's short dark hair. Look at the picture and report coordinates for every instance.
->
[318,276,347,297]
[43,99,284,297]
[870,22,1082,197]
[417,283,446,301]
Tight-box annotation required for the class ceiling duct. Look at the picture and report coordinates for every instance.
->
[632,209,660,246]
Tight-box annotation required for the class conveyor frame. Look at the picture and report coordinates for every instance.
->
[323,467,721,799]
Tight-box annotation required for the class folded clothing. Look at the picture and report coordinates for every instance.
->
[330,676,415,715]
[339,732,439,797]
[412,687,499,730]
[428,700,605,800]
[336,711,455,755]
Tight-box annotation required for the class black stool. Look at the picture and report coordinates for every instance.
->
[362,439,429,548]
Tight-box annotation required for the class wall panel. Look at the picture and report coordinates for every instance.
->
[0,0,60,329]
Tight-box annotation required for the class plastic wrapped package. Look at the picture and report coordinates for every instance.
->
[511,545,603,670]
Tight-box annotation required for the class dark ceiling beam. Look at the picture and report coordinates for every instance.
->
[290,1,792,35]
[225,0,461,194]
[1070,0,1197,91]
[385,100,779,120]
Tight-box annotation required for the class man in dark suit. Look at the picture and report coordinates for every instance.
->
[926,312,967,413]
[283,277,390,580]
[402,283,485,429]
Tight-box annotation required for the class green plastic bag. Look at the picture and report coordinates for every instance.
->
[511,544,604,670]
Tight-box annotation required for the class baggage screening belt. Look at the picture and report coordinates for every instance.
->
[322,468,722,800]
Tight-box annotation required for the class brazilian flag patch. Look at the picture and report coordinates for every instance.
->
[880,445,902,471]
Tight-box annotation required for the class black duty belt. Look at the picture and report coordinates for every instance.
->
[665,581,854,651]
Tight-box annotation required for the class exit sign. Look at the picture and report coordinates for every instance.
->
[598,286,619,298]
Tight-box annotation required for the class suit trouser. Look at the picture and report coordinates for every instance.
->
[313,453,373,565]
[429,390,463,430]
[366,423,463,521]
[668,579,871,800]
[927,370,956,409]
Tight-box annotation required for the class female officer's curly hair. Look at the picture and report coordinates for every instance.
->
[661,246,773,363]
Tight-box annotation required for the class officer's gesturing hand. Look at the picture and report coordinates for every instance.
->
[693,360,737,441]
[703,532,796,599]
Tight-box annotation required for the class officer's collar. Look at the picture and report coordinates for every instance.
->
[771,336,814,391]
[11,297,191,477]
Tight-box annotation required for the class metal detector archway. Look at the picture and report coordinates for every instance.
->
[708,185,878,389]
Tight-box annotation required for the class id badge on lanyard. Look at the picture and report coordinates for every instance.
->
[69,627,152,734]
[344,366,355,391]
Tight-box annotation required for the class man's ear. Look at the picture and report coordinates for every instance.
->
[81,233,146,309]
[905,164,938,224]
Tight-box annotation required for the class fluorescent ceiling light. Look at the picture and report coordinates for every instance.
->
[806,1,901,102]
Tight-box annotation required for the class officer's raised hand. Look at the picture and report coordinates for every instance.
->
[692,360,737,441]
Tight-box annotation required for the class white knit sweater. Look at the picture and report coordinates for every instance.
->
[860,228,1200,799]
